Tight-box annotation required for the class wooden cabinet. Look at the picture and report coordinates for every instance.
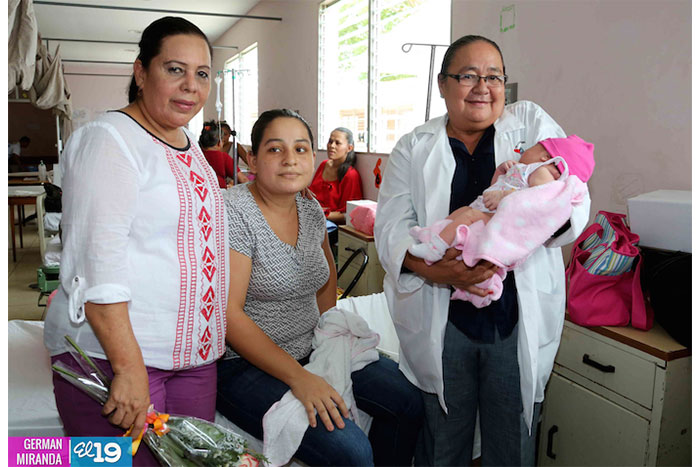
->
[538,319,691,466]
[337,225,385,296]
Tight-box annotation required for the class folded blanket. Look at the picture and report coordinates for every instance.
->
[262,308,380,466]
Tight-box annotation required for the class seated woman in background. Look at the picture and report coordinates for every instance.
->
[199,120,248,187]
[220,121,255,180]
[216,109,422,466]
[219,121,235,155]
[308,127,363,224]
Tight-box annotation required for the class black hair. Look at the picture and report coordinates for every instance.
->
[329,127,356,183]
[198,120,221,149]
[219,121,233,133]
[128,16,212,103]
[438,35,506,81]
[250,109,315,156]
[19,136,30,144]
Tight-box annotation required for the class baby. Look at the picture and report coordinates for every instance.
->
[409,134,595,307]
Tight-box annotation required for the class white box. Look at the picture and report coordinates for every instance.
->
[345,199,377,225]
[627,190,691,253]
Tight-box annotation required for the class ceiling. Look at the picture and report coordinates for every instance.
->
[32,0,268,74]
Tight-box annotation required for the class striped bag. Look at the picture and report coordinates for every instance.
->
[565,211,653,330]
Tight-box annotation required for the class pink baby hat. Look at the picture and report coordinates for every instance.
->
[539,134,595,182]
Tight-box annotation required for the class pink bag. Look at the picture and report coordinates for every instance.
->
[566,211,653,330]
[349,203,377,236]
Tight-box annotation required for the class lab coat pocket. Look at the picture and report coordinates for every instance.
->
[536,288,565,348]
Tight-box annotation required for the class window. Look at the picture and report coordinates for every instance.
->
[188,107,204,137]
[319,0,450,153]
[223,44,259,146]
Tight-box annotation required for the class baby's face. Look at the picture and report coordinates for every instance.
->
[520,143,561,179]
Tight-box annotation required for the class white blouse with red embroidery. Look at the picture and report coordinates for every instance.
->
[43,111,229,370]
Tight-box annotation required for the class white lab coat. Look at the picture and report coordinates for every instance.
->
[374,100,590,432]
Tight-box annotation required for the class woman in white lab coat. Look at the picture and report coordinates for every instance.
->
[374,35,590,466]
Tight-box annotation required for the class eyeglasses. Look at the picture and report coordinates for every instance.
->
[444,73,508,87]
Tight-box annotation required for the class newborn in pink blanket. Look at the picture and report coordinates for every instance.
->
[409,135,594,307]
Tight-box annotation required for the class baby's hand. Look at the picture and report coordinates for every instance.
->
[483,189,512,210]
[496,160,517,174]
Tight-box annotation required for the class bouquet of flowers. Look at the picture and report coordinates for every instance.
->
[52,336,266,467]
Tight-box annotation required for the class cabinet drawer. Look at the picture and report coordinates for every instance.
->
[555,325,657,408]
[539,373,649,466]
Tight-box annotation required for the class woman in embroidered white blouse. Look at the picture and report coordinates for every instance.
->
[43,17,228,465]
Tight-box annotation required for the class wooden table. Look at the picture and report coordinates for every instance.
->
[8,171,51,186]
[8,186,45,262]
[8,171,43,178]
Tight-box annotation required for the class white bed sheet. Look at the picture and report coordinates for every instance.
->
[336,292,399,361]
[8,320,65,437]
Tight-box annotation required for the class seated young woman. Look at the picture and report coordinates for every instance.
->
[216,109,423,466]
[308,127,363,224]
[199,120,248,187]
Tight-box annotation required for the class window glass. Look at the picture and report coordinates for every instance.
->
[222,44,258,146]
[235,45,258,145]
[319,0,450,153]
[373,0,450,153]
[319,0,369,151]
[188,107,204,137]
[223,56,237,129]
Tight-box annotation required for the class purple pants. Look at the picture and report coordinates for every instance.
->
[51,353,217,467]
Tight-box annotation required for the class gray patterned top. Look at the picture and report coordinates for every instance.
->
[223,184,330,360]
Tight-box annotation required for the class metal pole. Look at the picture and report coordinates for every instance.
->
[33,1,283,21]
[401,43,449,122]
[232,135,238,186]
[64,73,132,77]
[425,45,436,122]
[62,59,133,65]
[43,37,239,50]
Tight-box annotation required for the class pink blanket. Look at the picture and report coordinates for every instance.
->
[451,176,588,305]
[409,176,588,307]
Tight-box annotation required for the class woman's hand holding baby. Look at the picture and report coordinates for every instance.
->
[404,248,498,297]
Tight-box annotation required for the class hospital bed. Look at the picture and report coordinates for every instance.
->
[8,293,398,460]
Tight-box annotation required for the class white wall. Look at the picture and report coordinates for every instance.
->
[207,1,319,134]
[64,66,131,129]
[451,0,691,217]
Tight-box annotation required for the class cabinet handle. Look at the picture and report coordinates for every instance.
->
[582,354,615,373]
[546,425,558,459]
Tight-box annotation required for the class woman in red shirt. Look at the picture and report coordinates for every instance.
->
[309,127,363,224]
[199,121,248,188]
